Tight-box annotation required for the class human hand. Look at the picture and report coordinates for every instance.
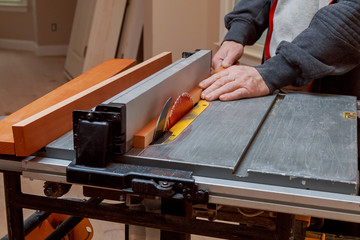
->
[212,41,244,70]
[199,65,270,101]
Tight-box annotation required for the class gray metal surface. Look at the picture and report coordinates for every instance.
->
[0,158,22,172]
[129,95,277,175]
[195,176,360,223]
[44,131,74,160]
[235,93,358,194]
[128,93,358,194]
[10,155,360,223]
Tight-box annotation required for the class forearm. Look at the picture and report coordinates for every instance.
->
[224,0,271,46]
[256,0,360,92]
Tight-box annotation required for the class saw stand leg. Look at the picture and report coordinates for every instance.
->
[3,172,25,240]
[126,197,191,240]
[161,198,191,240]
[276,213,296,240]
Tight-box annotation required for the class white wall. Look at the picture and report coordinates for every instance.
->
[144,0,220,61]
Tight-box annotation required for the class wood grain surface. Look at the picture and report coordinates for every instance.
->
[0,58,136,155]
[6,52,172,156]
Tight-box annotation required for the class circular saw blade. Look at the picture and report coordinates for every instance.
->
[167,92,194,129]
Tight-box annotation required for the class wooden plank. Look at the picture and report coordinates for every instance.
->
[12,52,172,156]
[116,0,144,59]
[64,0,97,79]
[0,58,136,155]
[82,0,127,72]
[133,119,158,149]
[188,86,202,105]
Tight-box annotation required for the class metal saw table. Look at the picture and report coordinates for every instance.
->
[1,50,359,240]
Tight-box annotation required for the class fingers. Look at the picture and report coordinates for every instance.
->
[213,66,227,74]
[212,59,223,70]
[199,65,271,101]
[202,79,240,101]
[219,88,250,101]
[211,41,244,69]
[212,48,226,70]
[213,49,241,69]
[199,69,228,90]
[222,52,239,68]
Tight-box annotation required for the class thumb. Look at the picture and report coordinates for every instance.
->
[221,58,233,68]
[222,52,238,67]
[212,59,222,70]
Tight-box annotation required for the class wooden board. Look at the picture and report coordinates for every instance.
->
[64,0,97,79]
[64,0,127,79]
[133,118,158,149]
[82,0,127,73]
[12,52,172,156]
[0,58,136,155]
[116,0,144,60]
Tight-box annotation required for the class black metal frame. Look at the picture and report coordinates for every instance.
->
[1,171,304,240]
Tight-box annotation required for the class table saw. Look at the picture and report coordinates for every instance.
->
[1,50,359,240]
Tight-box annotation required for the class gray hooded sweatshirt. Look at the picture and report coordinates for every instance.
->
[224,0,360,95]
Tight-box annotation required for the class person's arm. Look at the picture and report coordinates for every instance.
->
[212,0,271,69]
[223,0,271,46]
[256,0,360,93]
[201,0,360,101]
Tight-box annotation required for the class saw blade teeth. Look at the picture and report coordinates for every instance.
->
[168,92,194,129]
[175,95,182,102]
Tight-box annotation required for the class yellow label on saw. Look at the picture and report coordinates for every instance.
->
[344,112,356,119]
[161,100,209,144]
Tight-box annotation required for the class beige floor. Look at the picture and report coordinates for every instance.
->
[0,49,217,240]
[0,49,69,116]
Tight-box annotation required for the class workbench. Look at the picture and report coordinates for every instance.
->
[1,50,359,240]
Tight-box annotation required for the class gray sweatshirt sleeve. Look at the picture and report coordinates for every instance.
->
[223,0,271,46]
[256,0,360,93]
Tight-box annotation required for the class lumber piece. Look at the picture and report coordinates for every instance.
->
[0,59,136,155]
[12,52,172,156]
[213,66,226,74]
[133,66,225,149]
[133,119,158,148]
[188,86,202,105]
